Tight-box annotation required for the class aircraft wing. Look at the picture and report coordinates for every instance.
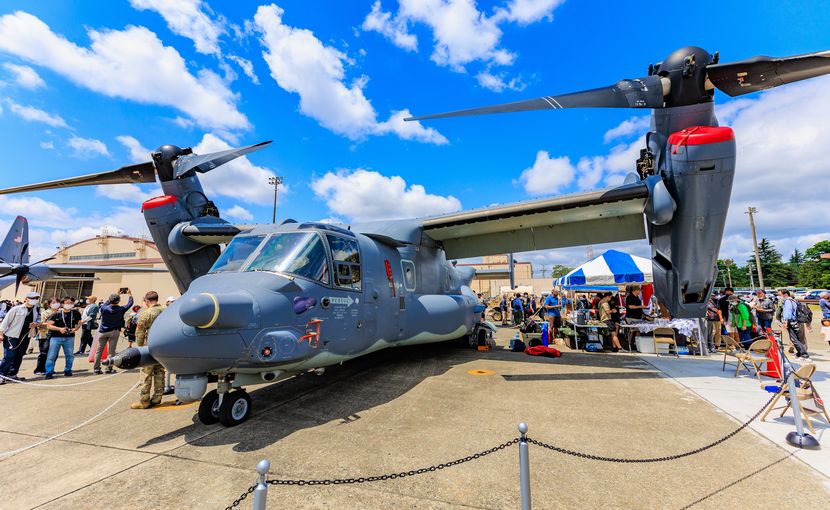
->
[45,264,168,274]
[422,183,649,259]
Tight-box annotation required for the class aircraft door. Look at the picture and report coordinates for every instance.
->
[321,234,374,354]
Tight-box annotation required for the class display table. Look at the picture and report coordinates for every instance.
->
[564,319,609,350]
[619,318,703,354]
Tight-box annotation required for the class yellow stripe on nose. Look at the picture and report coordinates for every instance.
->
[198,292,220,328]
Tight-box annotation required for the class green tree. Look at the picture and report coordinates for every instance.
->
[748,238,789,287]
[798,240,830,288]
[789,249,803,266]
[549,265,572,279]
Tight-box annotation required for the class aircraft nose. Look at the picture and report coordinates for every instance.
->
[178,291,254,329]
[148,301,248,375]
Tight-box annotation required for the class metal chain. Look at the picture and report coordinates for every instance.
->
[265,438,519,487]
[527,393,776,463]
[225,484,256,510]
[223,392,777,506]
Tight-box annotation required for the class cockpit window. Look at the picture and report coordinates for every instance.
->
[247,232,330,284]
[209,235,265,273]
[327,235,361,290]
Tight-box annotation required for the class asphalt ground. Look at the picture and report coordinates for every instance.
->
[1,325,828,509]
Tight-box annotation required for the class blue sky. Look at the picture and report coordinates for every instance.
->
[0,0,829,271]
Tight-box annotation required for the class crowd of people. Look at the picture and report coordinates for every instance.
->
[490,286,657,353]
[0,289,177,409]
[707,287,824,363]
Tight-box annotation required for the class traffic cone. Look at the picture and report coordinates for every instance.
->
[760,328,782,379]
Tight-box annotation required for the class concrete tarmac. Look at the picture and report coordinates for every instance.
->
[1,327,828,509]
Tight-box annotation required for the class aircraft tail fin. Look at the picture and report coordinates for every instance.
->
[0,216,29,265]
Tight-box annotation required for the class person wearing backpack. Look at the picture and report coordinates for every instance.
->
[778,289,810,362]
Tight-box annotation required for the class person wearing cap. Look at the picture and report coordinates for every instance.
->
[0,292,42,383]
[165,296,177,306]
[44,297,82,379]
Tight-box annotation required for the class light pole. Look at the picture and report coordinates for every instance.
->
[268,176,283,224]
[746,207,765,290]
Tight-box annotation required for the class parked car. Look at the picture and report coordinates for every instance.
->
[800,290,829,305]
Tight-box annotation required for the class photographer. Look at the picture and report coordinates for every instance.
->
[93,288,133,375]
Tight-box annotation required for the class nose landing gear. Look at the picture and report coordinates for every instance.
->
[220,390,252,426]
[196,380,252,426]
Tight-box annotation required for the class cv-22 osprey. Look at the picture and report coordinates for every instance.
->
[1,46,828,427]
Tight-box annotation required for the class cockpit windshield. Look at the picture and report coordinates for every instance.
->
[247,232,330,283]
[209,235,265,273]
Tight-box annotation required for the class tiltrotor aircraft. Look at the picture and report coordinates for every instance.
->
[1,46,828,427]
[0,216,165,294]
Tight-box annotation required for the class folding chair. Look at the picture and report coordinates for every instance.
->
[761,364,830,434]
[734,338,773,382]
[652,327,678,357]
[721,335,748,373]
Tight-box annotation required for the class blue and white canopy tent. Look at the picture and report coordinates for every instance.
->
[554,249,652,287]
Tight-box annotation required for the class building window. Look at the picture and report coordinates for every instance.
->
[68,251,137,262]
[40,274,94,302]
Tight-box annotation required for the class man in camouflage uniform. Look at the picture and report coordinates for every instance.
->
[130,291,166,409]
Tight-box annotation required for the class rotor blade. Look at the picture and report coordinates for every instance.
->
[28,256,55,267]
[173,140,272,178]
[14,272,23,295]
[707,50,830,97]
[405,75,667,121]
[0,162,155,195]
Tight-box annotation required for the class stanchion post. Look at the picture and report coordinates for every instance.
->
[252,459,271,510]
[518,423,532,510]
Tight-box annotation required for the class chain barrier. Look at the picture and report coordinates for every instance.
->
[225,485,256,510]
[224,394,778,508]
[527,393,776,463]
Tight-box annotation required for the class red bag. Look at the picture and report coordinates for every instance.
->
[524,345,562,358]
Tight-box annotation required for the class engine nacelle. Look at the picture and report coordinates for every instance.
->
[649,125,736,317]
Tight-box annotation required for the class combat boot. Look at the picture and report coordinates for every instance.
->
[130,401,152,409]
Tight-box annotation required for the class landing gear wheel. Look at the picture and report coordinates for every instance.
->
[197,389,221,425]
[219,390,252,427]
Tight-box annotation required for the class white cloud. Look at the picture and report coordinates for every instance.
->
[0,196,74,227]
[4,99,67,127]
[68,135,109,158]
[603,116,649,143]
[94,184,156,203]
[374,109,448,144]
[116,135,151,163]
[39,141,54,150]
[129,0,225,56]
[193,133,283,205]
[228,55,259,84]
[493,0,565,25]
[476,70,524,92]
[253,4,446,143]
[0,11,248,130]
[518,151,575,195]
[2,62,45,88]
[224,204,254,221]
[362,0,564,86]
[361,1,417,52]
[310,168,462,222]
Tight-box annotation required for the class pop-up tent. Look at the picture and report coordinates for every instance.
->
[554,249,652,287]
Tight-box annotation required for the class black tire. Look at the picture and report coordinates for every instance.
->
[197,389,221,425]
[490,310,502,322]
[219,390,252,427]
